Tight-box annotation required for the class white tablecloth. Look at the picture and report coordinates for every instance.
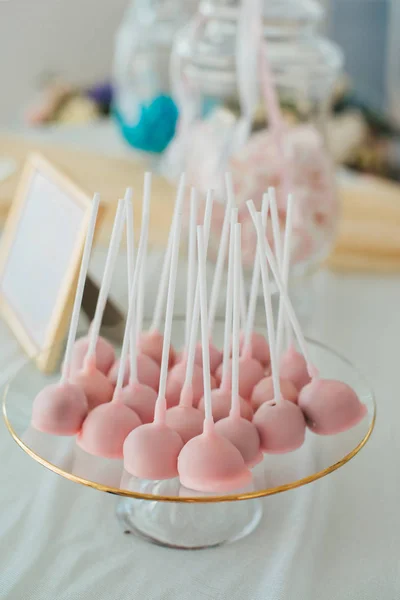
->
[1,263,400,600]
[1,122,399,598]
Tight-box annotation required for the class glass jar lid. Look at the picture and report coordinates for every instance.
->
[175,0,343,98]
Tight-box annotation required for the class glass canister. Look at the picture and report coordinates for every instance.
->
[163,0,343,279]
[112,0,198,154]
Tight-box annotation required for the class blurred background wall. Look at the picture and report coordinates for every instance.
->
[0,0,399,125]
[0,0,129,125]
[327,0,400,123]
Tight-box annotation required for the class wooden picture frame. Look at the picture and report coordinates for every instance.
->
[0,153,104,373]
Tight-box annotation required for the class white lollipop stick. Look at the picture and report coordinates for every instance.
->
[220,208,238,391]
[247,201,315,374]
[239,259,247,331]
[61,193,100,382]
[125,187,134,294]
[150,174,185,333]
[202,189,214,248]
[116,192,150,394]
[269,187,285,358]
[185,188,198,349]
[231,223,242,417]
[124,191,136,383]
[184,189,214,373]
[208,173,235,333]
[276,193,294,356]
[129,182,151,385]
[197,226,213,427]
[85,200,125,364]
[243,193,269,355]
[253,212,281,403]
[268,187,282,268]
[154,197,184,422]
[135,173,151,345]
[181,266,201,404]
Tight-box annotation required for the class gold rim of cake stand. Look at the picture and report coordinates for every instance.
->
[2,339,376,503]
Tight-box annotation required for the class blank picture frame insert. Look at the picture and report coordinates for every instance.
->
[0,153,102,372]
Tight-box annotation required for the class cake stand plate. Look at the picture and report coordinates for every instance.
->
[3,339,375,549]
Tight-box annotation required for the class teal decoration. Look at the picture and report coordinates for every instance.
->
[114,94,179,154]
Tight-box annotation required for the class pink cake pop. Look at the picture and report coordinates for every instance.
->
[118,182,158,424]
[123,176,185,480]
[178,226,252,493]
[137,174,183,368]
[199,209,253,420]
[298,379,367,435]
[76,194,162,458]
[185,187,198,353]
[214,344,264,401]
[250,190,299,410]
[251,376,298,412]
[213,206,264,400]
[165,188,216,407]
[195,173,235,374]
[68,187,134,377]
[32,194,101,434]
[67,187,133,376]
[239,330,270,369]
[279,345,311,392]
[247,200,317,378]
[68,334,115,377]
[108,343,161,390]
[108,178,161,392]
[239,193,270,367]
[249,208,306,453]
[273,193,311,391]
[215,224,262,467]
[76,344,142,458]
[70,201,125,409]
[165,234,205,442]
[190,187,221,374]
[193,340,222,374]
[250,203,367,434]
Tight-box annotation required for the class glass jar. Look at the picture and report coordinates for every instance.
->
[163,0,343,279]
[112,0,198,154]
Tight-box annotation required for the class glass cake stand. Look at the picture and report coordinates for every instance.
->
[2,336,375,549]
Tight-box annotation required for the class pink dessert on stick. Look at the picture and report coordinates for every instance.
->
[68,335,115,378]
[249,201,367,437]
[137,174,182,368]
[199,209,253,421]
[195,173,235,374]
[177,226,252,493]
[248,205,306,453]
[77,294,142,459]
[274,192,310,391]
[108,177,161,391]
[215,223,262,467]
[76,190,164,458]
[299,379,368,435]
[239,192,271,368]
[214,221,264,399]
[67,189,136,378]
[185,187,198,356]
[117,186,158,424]
[70,201,125,409]
[166,188,217,407]
[123,176,186,480]
[252,377,298,412]
[165,207,206,443]
[31,194,101,434]
[251,190,299,409]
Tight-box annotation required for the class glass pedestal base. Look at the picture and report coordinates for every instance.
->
[116,497,263,549]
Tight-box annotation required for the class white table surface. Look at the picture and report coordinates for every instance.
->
[1,125,400,600]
